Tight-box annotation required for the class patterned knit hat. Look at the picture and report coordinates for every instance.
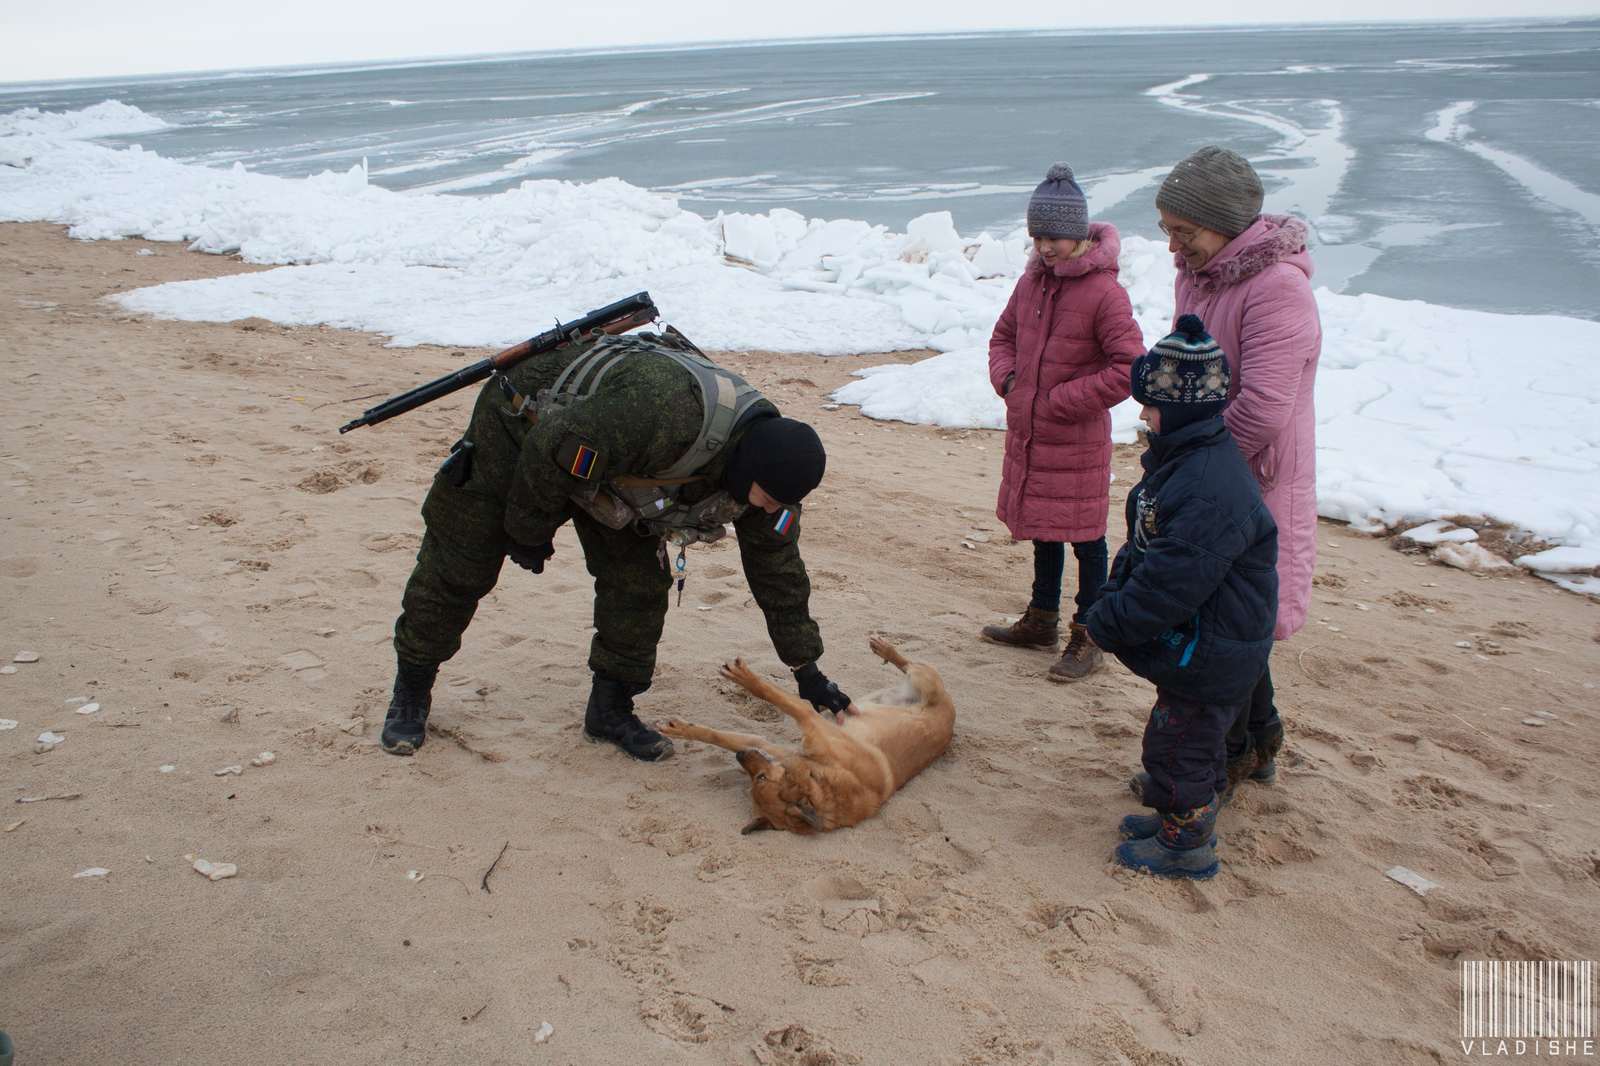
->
[1131,315,1231,433]
[1026,163,1089,240]
[1155,146,1263,239]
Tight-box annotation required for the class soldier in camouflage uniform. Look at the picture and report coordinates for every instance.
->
[381,330,851,761]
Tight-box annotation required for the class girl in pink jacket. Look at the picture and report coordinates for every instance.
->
[982,163,1145,682]
[1155,145,1323,794]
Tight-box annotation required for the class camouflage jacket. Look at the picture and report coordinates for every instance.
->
[463,333,823,668]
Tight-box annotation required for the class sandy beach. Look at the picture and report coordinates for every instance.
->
[2,220,1597,1065]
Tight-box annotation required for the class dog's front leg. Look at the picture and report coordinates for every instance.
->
[718,658,846,759]
[721,659,833,729]
[657,718,775,755]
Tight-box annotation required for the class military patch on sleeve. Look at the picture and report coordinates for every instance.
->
[773,507,795,537]
[556,436,604,481]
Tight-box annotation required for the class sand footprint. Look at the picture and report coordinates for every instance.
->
[790,951,850,987]
[296,461,382,494]
[360,531,420,553]
[752,1025,858,1066]
[1460,831,1524,878]
[1110,952,1205,1037]
[1395,773,1473,811]
[640,992,723,1044]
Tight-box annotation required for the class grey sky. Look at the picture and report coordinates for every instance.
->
[4,0,1596,83]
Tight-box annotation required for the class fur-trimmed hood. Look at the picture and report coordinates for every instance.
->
[1179,214,1312,295]
[1026,221,1123,280]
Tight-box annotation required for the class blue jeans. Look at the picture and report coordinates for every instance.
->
[1028,538,1109,624]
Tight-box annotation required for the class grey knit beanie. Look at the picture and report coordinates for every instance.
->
[1026,163,1089,240]
[1155,146,1263,239]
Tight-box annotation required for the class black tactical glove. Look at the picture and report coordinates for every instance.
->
[506,539,554,574]
[794,662,851,715]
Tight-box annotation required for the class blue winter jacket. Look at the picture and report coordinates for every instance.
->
[1085,417,1279,705]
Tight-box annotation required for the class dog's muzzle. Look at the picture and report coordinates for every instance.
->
[736,748,773,773]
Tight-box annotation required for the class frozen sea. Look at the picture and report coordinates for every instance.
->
[5,19,1600,320]
[1,20,1598,592]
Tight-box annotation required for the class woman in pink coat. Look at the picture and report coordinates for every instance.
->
[1155,145,1322,790]
[983,163,1145,682]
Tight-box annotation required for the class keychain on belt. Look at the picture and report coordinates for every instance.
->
[658,538,690,607]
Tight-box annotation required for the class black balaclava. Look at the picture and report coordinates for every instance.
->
[723,416,826,505]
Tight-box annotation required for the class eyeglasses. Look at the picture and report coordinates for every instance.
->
[1158,220,1202,245]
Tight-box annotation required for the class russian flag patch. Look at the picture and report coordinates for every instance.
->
[569,444,598,479]
[773,508,794,536]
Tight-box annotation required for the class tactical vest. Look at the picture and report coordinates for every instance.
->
[520,330,767,545]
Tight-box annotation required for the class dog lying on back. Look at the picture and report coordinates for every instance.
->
[659,637,954,834]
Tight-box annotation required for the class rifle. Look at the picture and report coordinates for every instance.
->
[337,291,658,433]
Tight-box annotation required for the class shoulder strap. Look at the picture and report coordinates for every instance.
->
[546,339,631,404]
[654,348,765,480]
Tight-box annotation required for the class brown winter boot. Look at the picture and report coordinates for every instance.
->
[980,607,1059,648]
[1047,622,1102,682]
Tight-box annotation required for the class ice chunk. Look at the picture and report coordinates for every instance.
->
[1514,546,1600,573]
[1400,521,1478,545]
[1432,542,1515,572]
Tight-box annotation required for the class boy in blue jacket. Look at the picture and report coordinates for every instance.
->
[1084,315,1278,880]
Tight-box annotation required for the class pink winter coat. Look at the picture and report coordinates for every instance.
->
[1173,214,1321,640]
[989,222,1145,543]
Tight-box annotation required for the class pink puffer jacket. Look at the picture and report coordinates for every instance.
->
[989,222,1144,543]
[1173,214,1321,639]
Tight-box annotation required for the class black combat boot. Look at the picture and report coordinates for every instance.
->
[584,675,673,761]
[381,659,439,756]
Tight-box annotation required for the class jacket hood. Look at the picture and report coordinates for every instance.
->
[1178,214,1313,295]
[1026,221,1122,280]
[1142,415,1229,469]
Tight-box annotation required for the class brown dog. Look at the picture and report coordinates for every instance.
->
[659,637,954,834]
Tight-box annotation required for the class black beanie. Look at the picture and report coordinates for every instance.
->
[1131,314,1231,434]
[723,416,826,505]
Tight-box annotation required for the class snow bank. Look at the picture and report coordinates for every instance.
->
[2,102,1596,593]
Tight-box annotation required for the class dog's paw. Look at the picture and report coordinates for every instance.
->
[719,658,760,691]
[868,635,906,668]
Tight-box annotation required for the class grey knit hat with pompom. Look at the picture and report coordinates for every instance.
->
[1026,162,1089,240]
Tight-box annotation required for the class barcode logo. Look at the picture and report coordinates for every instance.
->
[1461,961,1595,1040]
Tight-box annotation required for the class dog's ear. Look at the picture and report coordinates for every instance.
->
[740,816,774,834]
[736,747,777,779]
[788,802,824,832]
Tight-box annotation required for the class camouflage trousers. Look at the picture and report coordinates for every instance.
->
[393,456,673,687]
